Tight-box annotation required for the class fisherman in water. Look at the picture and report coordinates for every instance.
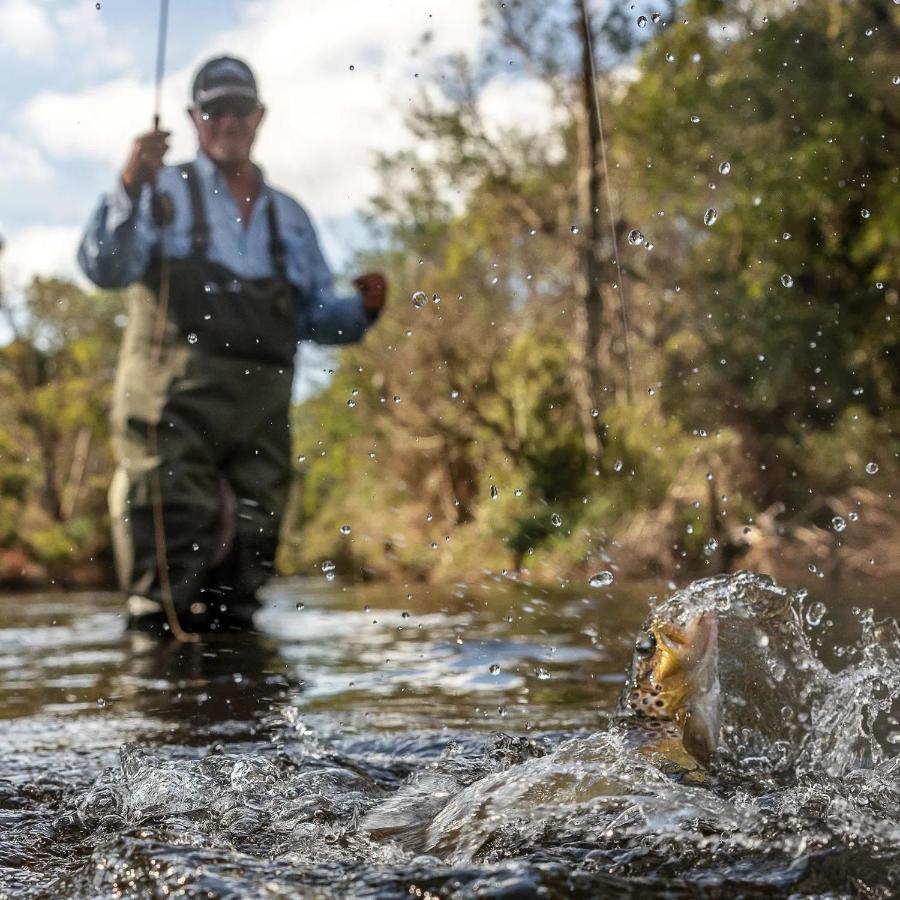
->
[78,56,386,636]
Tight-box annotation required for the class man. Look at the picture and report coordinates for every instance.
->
[78,56,386,636]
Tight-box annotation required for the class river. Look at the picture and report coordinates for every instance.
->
[1,572,897,897]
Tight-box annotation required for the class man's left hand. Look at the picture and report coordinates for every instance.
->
[353,272,388,319]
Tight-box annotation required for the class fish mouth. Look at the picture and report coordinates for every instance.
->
[652,611,720,761]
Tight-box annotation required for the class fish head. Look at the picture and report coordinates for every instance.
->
[627,610,721,763]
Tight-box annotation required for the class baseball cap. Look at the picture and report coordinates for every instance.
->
[192,56,260,107]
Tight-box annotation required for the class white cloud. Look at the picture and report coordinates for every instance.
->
[0,0,55,58]
[0,132,50,182]
[21,0,484,218]
[0,225,85,290]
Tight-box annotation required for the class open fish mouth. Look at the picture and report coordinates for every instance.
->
[626,610,721,764]
[658,611,720,761]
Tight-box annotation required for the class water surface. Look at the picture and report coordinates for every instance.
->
[1,573,897,897]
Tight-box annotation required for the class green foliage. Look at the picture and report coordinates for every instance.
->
[284,0,898,583]
[0,277,121,578]
[1,0,896,588]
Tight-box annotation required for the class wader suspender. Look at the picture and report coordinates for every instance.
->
[179,162,288,281]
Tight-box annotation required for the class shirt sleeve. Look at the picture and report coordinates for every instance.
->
[295,216,373,346]
[77,180,159,289]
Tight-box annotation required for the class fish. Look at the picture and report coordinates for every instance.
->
[361,609,722,846]
[612,610,721,773]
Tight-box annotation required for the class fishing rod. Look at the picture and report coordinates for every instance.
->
[147,0,197,643]
[577,0,634,404]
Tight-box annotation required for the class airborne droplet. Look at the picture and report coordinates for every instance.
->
[704,208,718,226]
[589,571,614,588]
[718,161,731,175]
[806,601,827,626]
[628,229,644,245]
[490,484,499,500]
[187,332,198,344]
[781,274,794,287]
[637,15,647,27]
[831,516,846,533]
[551,513,562,527]
[411,291,427,308]
[865,461,879,475]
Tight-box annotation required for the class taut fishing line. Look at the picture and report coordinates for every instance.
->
[147,0,197,642]
[578,0,634,403]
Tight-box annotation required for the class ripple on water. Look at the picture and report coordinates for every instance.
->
[0,573,897,897]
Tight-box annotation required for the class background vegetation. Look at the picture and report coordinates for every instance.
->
[2,0,897,589]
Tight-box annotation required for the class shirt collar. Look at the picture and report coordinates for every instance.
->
[193,149,268,193]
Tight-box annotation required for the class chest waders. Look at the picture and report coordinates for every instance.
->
[109,163,296,631]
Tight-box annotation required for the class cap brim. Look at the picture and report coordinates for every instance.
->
[194,85,258,105]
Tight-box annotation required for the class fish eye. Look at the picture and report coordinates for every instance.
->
[635,635,655,656]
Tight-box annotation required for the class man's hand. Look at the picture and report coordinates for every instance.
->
[121,129,171,197]
[353,272,388,319]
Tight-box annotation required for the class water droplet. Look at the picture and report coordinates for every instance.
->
[613,459,623,472]
[514,488,524,496]
[589,571,614,588]
[535,667,550,680]
[861,209,870,219]
[347,399,356,408]
[490,484,499,500]
[705,538,719,553]
[782,232,791,240]
[637,15,647,27]
[628,229,644,246]
[893,75,900,86]
[412,291,427,308]
[865,461,879,475]
[651,13,661,24]
[340,525,351,535]
[704,208,718,226]
[781,274,794,287]
[718,161,731,175]
[191,542,200,552]
[570,224,580,234]
[296,602,305,611]
[831,516,846,532]
[665,52,675,63]
[489,664,501,675]
[349,64,355,71]
[590,408,599,418]
[551,513,562,527]
[432,293,441,304]
[321,560,336,573]
[96,697,106,707]
[806,601,826,626]
[297,454,306,463]
[690,115,701,124]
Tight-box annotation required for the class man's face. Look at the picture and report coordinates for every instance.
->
[190,99,264,166]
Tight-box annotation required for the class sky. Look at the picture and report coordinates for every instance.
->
[0,0,503,290]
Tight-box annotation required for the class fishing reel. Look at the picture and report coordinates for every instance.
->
[152,189,175,227]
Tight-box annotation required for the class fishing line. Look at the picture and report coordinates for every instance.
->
[146,0,197,642]
[578,0,634,403]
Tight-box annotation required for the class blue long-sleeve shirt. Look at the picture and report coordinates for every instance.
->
[78,151,371,345]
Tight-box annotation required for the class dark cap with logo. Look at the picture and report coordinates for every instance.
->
[192,56,259,106]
